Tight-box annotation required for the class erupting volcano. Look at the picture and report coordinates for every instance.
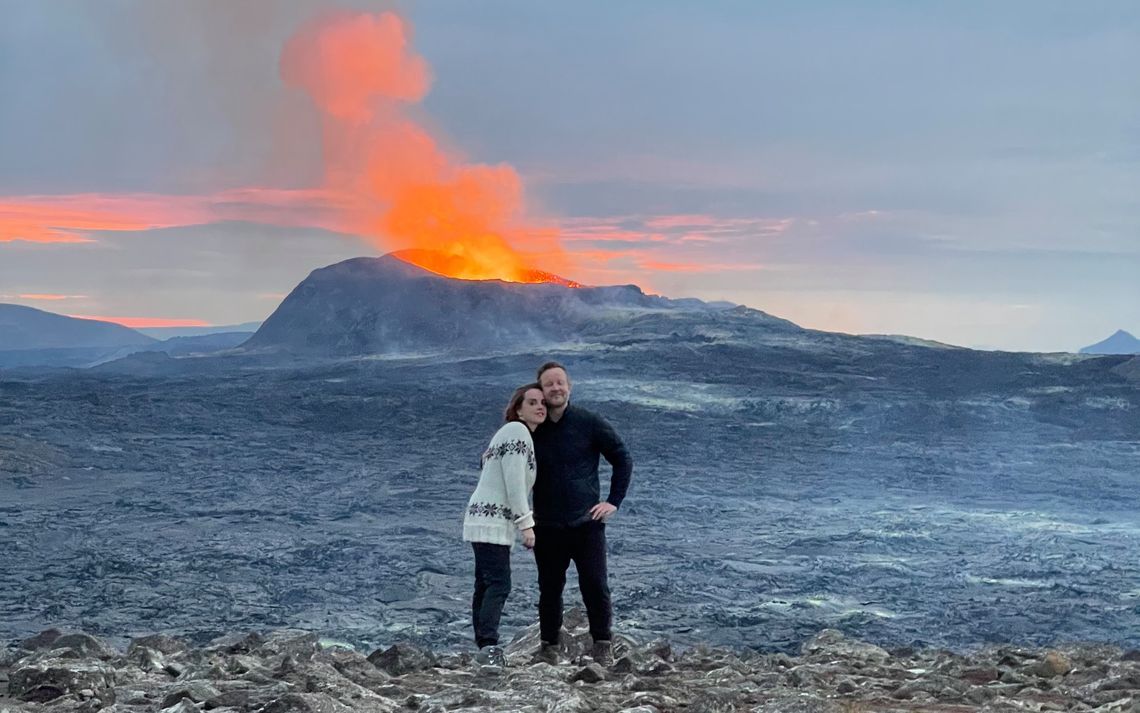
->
[281,11,577,287]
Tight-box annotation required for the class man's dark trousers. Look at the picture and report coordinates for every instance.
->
[471,542,511,648]
[533,521,612,643]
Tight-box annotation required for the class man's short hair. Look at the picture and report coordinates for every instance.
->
[536,361,569,383]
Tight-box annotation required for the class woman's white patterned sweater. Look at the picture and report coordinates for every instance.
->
[462,421,537,546]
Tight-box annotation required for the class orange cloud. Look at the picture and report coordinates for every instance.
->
[637,260,714,273]
[17,293,88,301]
[551,213,788,285]
[638,260,765,273]
[68,315,211,329]
[642,214,724,230]
[560,214,793,248]
[642,214,794,237]
[559,219,668,244]
[0,194,206,243]
[0,189,360,244]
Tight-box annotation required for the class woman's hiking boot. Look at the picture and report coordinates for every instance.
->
[474,645,506,667]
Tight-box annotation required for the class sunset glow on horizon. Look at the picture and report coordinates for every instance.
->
[67,315,213,329]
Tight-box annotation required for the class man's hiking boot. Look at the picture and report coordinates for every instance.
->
[474,645,506,667]
[591,640,614,667]
[534,642,560,665]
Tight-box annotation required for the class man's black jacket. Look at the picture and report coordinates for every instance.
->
[531,404,633,528]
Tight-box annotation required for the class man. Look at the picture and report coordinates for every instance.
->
[531,361,633,666]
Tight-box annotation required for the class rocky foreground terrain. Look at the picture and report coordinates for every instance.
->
[3,610,1139,713]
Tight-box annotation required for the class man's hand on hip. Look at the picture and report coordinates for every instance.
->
[589,502,617,522]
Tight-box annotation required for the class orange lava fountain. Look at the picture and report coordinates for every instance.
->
[280,11,577,285]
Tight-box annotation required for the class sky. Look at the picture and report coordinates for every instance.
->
[1,1,1137,351]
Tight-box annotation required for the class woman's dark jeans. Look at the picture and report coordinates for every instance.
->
[471,542,512,648]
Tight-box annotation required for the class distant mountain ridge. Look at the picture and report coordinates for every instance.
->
[0,305,258,368]
[0,304,155,351]
[138,322,262,339]
[242,254,798,357]
[1080,330,1140,355]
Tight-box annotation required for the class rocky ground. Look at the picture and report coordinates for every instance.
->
[2,610,1139,713]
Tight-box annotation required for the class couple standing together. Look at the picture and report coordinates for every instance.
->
[462,361,633,668]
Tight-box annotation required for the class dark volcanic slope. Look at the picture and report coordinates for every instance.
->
[243,255,797,356]
[0,304,155,350]
[1,330,1138,655]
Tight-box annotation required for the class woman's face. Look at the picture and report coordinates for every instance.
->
[516,388,547,429]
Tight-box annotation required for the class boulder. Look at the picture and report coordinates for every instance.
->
[259,692,355,713]
[160,680,222,707]
[570,663,607,684]
[159,699,202,713]
[49,633,119,660]
[549,692,594,713]
[1026,650,1073,678]
[366,642,437,676]
[19,628,64,652]
[257,630,322,660]
[206,631,264,655]
[9,656,116,703]
[645,638,673,662]
[128,634,190,657]
[800,629,890,664]
[959,666,1001,684]
[316,647,391,691]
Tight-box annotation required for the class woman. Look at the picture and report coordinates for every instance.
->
[462,383,546,667]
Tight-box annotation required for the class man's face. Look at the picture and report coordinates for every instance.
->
[539,367,571,410]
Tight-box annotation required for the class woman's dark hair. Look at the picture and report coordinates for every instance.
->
[504,382,543,423]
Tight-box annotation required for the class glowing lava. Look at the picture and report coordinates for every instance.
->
[393,249,582,287]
